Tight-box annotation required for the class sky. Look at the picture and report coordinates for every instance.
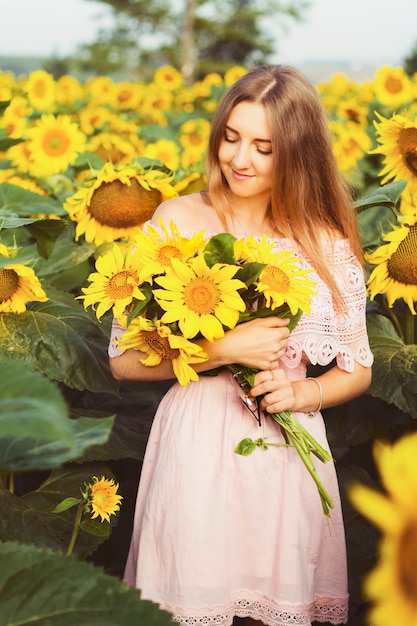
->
[1,0,416,68]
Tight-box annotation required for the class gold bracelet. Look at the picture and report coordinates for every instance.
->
[306,377,323,417]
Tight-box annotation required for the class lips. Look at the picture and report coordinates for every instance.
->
[231,168,253,181]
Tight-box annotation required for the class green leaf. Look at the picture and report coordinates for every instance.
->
[17,464,117,558]
[0,288,117,394]
[0,542,174,626]
[354,180,407,213]
[235,261,265,287]
[0,101,11,115]
[235,437,257,456]
[203,232,237,266]
[0,182,65,216]
[367,313,417,418]
[33,223,96,279]
[25,218,67,258]
[0,362,114,471]
[80,516,111,537]
[52,497,82,513]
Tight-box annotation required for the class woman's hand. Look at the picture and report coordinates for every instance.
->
[250,367,296,414]
[199,317,290,372]
[249,362,373,415]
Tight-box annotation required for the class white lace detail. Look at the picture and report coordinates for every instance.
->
[277,238,373,372]
[163,594,349,625]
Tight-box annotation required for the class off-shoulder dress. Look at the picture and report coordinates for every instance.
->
[109,234,373,626]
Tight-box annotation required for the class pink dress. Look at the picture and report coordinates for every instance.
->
[109,235,373,626]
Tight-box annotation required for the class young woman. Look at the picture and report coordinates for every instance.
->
[109,65,373,626]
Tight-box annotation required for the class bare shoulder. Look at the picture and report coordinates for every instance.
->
[318,225,345,241]
[151,192,221,232]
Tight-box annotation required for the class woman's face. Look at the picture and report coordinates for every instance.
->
[218,101,273,204]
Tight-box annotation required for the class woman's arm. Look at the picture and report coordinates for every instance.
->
[250,362,372,415]
[109,316,290,382]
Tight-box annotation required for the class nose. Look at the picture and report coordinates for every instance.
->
[232,141,251,169]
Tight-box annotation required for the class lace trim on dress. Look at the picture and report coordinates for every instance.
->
[163,594,349,626]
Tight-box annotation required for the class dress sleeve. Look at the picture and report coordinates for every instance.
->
[108,317,128,358]
[282,239,374,373]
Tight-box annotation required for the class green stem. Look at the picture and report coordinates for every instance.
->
[66,502,84,556]
[270,411,334,517]
[403,306,416,345]
[8,472,15,495]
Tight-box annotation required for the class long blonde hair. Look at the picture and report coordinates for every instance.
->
[204,64,362,302]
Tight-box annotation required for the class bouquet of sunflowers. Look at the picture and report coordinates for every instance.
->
[81,218,334,516]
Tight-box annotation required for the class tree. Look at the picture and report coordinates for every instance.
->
[404,40,417,76]
[80,0,310,81]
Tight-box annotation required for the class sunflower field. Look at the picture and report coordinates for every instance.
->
[0,62,417,625]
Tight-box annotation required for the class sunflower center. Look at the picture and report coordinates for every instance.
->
[92,491,108,508]
[88,179,162,229]
[183,277,221,314]
[387,224,417,285]
[34,80,46,97]
[398,127,417,176]
[262,266,291,293]
[0,269,19,302]
[106,270,138,299]
[158,245,183,266]
[397,519,417,600]
[144,330,180,359]
[384,76,403,95]
[42,130,71,156]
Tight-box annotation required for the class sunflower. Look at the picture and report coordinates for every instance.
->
[64,162,178,245]
[8,140,34,175]
[139,87,171,126]
[85,131,136,164]
[79,243,145,320]
[56,75,84,105]
[374,65,413,109]
[0,170,47,195]
[0,252,48,313]
[329,119,372,174]
[117,316,208,386]
[371,112,417,195]
[179,118,210,168]
[224,66,248,87]
[142,139,181,172]
[349,432,417,626]
[153,65,184,91]
[113,81,141,110]
[85,476,122,523]
[235,235,316,315]
[131,218,206,282]
[78,106,111,136]
[25,114,87,178]
[25,69,56,111]
[366,218,417,314]
[154,254,246,342]
[174,172,207,195]
[84,76,115,106]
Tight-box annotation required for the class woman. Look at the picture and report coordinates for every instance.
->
[109,65,373,626]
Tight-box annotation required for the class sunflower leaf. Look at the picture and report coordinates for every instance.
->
[367,312,417,418]
[235,261,265,286]
[0,181,66,216]
[0,287,117,394]
[0,542,174,625]
[203,233,237,266]
[0,361,114,471]
[354,180,408,213]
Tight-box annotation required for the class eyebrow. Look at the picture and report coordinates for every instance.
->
[225,124,272,144]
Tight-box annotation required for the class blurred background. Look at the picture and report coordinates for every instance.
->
[2,0,417,83]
